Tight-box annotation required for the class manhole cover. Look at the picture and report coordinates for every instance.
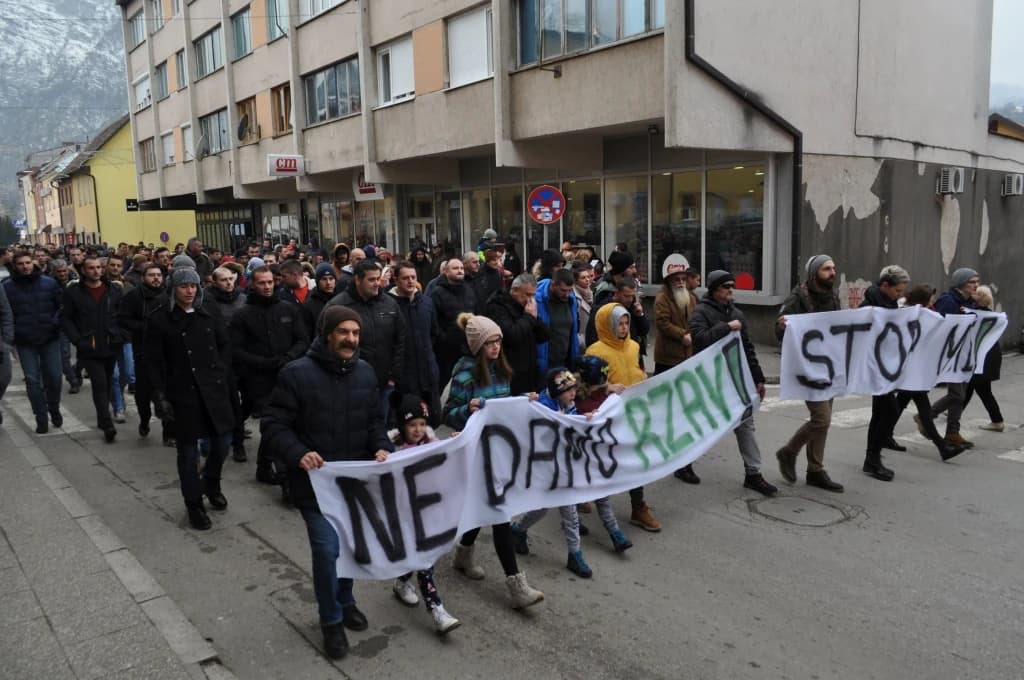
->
[749,495,858,527]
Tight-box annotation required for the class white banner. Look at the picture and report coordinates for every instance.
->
[310,333,758,579]
[779,307,1007,401]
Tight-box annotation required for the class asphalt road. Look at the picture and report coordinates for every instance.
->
[4,355,1024,680]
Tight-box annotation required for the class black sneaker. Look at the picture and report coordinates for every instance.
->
[882,437,907,452]
[674,464,701,484]
[776,448,798,483]
[862,457,895,481]
[321,622,349,659]
[68,383,81,395]
[49,408,63,428]
[939,442,967,462]
[139,421,150,437]
[232,443,248,462]
[256,466,277,485]
[743,473,778,496]
[186,504,211,530]
[35,419,48,435]
[103,427,117,443]
[341,604,368,631]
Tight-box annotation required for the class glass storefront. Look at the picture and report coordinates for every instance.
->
[652,171,702,282]
[196,205,256,254]
[605,175,649,282]
[563,179,601,250]
[706,166,764,290]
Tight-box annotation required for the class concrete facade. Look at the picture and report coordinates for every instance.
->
[116,0,1024,343]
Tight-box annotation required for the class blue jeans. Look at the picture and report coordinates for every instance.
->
[59,333,79,386]
[16,341,62,420]
[176,431,230,504]
[299,507,355,626]
[110,346,131,412]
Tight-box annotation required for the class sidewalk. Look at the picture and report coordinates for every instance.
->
[0,419,225,680]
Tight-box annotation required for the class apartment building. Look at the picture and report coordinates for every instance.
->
[117,0,1024,340]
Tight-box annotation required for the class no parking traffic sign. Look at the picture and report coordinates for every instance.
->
[527,185,566,225]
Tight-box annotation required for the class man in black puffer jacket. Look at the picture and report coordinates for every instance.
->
[483,273,548,395]
[689,270,777,497]
[3,250,64,433]
[229,265,309,483]
[61,255,126,442]
[117,262,170,443]
[428,257,477,386]
[261,305,392,661]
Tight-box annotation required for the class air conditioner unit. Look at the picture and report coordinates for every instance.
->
[936,167,965,195]
[1001,173,1024,197]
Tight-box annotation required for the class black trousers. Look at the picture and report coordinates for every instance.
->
[79,357,115,430]
[866,392,900,454]
[965,377,1003,423]
[460,523,519,577]
[896,391,944,444]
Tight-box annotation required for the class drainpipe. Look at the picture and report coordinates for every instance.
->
[683,0,803,287]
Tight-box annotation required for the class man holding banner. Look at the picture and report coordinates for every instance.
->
[775,255,845,492]
[261,306,393,660]
[857,265,910,482]
[690,271,778,496]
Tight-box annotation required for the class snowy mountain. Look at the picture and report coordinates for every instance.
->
[0,0,127,218]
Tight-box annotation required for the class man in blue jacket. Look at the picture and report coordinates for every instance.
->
[536,268,580,374]
[261,305,392,660]
[3,250,64,433]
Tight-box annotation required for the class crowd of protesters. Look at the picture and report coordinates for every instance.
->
[0,234,1007,659]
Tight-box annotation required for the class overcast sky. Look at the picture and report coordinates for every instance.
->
[991,0,1024,88]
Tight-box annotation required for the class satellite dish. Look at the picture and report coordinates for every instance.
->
[237,114,249,141]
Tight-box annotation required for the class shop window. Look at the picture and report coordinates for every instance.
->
[652,171,701,282]
[377,36,414,105]
[463,189,491,253]
[563,179,601,250]
[705,166,764,290]
[604,175,649,283]
[492,186,525,247]
[448,6,493,88]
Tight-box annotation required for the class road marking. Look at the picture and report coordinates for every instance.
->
[2,394,92,434]
[997,450,1024,463]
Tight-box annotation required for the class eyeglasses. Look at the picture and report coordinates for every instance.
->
[483,338,502,348]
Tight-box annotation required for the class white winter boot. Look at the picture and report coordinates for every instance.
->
[452,543,485,580]
[430,605,461,634]
[505,572,544,609]
[392,578,419,606]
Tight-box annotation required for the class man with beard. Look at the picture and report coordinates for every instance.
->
[775,255,843,492]
[858,265,910,482]
[261,306,391,659]
[3,250,64,432]
[302,263,336,338]
[689,271,777,496]
[61,255,126,443]
[410,245,433,287]
[279,258,313,306]
[535,268,580,374]
[49,259,83,392]
[148,268,234,530]
[117,263,172,443]
[654,254,700,484]
[484,273,548,395]
[154,247,173,279]
[230,266,309,484]
[208,266,248,460]
[428,257,477,386]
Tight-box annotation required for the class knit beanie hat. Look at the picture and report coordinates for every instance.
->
[457,313,502,355]
[483,228,498,240]
[319,305,361,340]
[363,244,377,260]
[609,304,630,336]
[951,267,978,289]
[539,249,565,277]
[131,253,148,268]
[314,262,336,281]
[396,393,430,425]
[172,254,196,270]
[247,257,265,270]
[170,268,200,287]
[805,254,833,281]
[608,250,635,276]
[705,270,736,293]
[545,367,578,396]
[578,355,609,387]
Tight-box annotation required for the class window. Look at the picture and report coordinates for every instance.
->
[605,175,649,282]
[160,132,175,165]
[377,37,413,105]
[148,0,164,32]
[271,83,293,134]
[705,166,765,290]
[232,7,252,59]
[194,26,224,79]
[172,0,182,15]
[139,138,157,172]
[175,50,187,89]
[447,7,493,88]
[199,109,231,155]
[518,0,664,65]
[182,124,194,161]
[267,0,287,40]
[127,11,145,49]
[652,171,702,281]
[133,75,151,111]
[304,0,344,18]
[236,97,259,143]
[303,58,360,125]
[154,62,169,100]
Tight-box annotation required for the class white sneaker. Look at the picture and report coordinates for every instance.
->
[979,421,1005,432]
[113,410,127,423]
[430,605,460,634]
[392,578,419,606]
